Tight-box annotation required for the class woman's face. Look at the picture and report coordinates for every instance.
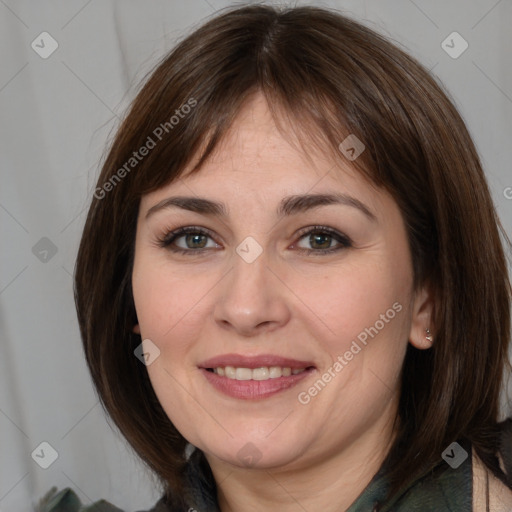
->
[132,93,432,472]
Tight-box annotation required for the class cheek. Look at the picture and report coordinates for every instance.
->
[300,258,410,350]
[306,265,410,405]
[132,255,215,354]
[305,271,412,418]
[131,258,209,437]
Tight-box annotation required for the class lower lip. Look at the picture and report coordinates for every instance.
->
[200,368,315,400]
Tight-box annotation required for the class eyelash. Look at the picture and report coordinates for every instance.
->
[156,225,353,256]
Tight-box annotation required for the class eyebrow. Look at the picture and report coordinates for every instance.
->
[145,193,376,221]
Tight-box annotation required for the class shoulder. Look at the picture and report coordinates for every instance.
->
[380,431,512,512]
[35,487,124,511]
[35,486,171,512]
[472,418,512,512]
[473,449,512,512]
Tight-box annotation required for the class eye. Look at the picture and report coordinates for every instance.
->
[293,226,352,255]
[157,226,220,254]
[157,225,352,256]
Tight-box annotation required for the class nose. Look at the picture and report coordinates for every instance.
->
[213,247,292,337]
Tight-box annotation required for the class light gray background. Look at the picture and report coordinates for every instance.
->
[1,1,511,510]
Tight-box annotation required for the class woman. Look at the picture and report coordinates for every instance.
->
[39,4,512,511]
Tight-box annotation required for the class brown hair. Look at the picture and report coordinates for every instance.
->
[74,4,512,506]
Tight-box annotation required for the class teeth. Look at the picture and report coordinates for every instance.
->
[252,367,269,380]
[225,366,236,379]
[269,366,282,379]
[212,366,306,381]
[235,367,252,380]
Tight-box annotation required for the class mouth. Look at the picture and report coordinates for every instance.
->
[207,366,309,380]
[199,354,316,400]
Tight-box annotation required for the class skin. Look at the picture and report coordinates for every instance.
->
[132,93,433,512]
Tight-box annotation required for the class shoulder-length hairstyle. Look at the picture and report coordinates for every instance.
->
[74,3,512,506]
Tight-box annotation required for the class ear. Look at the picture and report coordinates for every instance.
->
[133,324,141,334]
[409,282,435,350]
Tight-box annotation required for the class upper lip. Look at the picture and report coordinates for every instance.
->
[199,354,315,370]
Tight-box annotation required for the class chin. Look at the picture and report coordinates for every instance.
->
[200,432,306,470]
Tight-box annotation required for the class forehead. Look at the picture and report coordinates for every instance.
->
[141,93,380,208]
[194,94,334,175]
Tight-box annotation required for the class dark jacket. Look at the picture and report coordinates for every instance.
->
[37,420,512,512]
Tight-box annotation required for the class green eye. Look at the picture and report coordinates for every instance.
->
[158,225,352,256]
[295,227,352,255]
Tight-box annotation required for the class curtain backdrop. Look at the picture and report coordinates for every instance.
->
[1,1,511,510]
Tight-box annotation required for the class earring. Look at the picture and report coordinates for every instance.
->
[425,328,433,343]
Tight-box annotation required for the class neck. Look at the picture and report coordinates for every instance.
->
[206,403,398,512]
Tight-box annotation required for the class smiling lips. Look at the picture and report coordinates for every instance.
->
[199,354,316,399]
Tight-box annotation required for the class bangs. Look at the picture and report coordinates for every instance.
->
[109,7,427,201]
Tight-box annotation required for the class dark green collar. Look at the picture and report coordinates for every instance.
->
[185,440,473,512]
[345,439,473,512]
[37,440,473,511]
